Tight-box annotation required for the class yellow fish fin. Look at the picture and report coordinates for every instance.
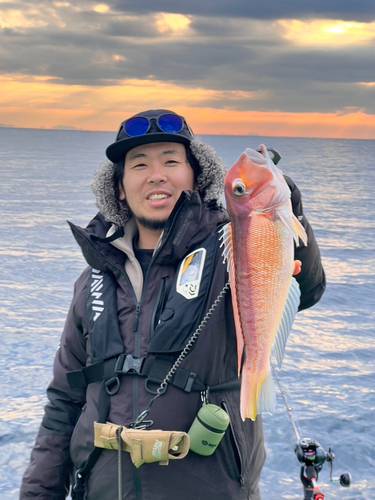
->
[240,368,275,421]
[219,222,244,375]
[272,277,300,367]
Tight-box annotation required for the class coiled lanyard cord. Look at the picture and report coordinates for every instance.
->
[131,281,230,428]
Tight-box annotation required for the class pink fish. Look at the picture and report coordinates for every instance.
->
[221,145,307,421]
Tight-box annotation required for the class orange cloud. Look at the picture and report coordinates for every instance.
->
[1,74,375,139]
[180,107,375,139]
[0,2,67,28]
[155,13,191,34]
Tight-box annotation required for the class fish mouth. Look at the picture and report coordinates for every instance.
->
[244,147,268,165]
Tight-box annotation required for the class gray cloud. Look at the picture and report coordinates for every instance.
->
[111,0,375,21]
[1,1,375,115]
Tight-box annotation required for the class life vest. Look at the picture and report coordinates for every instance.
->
[67,227,239,396]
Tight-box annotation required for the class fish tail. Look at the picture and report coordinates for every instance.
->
[240,366,276,421]
[240,368,261,421]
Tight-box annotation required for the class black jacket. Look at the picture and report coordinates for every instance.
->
[20,188,325,500]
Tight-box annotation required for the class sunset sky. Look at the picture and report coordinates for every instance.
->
[1,1,375,138]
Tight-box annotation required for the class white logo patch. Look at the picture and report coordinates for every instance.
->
[176,248,206,300]
[91,268,104,321]
[152,439,165,460]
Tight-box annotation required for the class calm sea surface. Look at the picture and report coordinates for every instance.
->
[1,128,374,499]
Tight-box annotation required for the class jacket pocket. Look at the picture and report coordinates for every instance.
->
[221,401,245,489]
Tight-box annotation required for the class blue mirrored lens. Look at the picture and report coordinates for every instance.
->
[158,114,183,134]
[124,117,150,137]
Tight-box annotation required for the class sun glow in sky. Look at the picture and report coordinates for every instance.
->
[93,4,110,14]
[279,19,375,46]
[1,3,375,139]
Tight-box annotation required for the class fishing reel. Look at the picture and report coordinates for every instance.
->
[295,436,351,499]
[271,365,352,499]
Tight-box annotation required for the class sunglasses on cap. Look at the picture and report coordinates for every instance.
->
[118,113,194,139]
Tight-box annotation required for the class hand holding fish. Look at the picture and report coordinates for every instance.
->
[221,145,307,421]
[293,260,302,276]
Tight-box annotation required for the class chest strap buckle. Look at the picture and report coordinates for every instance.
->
[115,354,145,376]
[105,354,147,396]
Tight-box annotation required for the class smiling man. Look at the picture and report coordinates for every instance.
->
[20,109,326,500]
[119,142,195,248]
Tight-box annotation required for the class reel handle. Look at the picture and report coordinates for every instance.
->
[331,472,351,487]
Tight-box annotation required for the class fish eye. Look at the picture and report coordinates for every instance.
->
[232,179,246,196]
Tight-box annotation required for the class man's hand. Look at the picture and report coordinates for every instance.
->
[293,260,302,276]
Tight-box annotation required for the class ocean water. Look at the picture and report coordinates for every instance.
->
[0,128,374,500]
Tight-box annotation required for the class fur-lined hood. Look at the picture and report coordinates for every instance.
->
[91,138,227,227]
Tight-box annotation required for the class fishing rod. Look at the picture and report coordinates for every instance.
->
[271,365,351,499]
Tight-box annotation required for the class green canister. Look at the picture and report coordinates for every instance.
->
[188,404,230,456]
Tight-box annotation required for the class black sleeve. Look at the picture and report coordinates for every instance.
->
[284,176,326,311]
[19,271,89,500]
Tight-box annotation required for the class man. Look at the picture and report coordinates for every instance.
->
[20,109,325,500]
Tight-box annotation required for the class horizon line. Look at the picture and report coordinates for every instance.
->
[0,125,373,141]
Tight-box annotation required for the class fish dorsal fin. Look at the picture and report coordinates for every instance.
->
[277,209,308,247]
[272,277,301,367]
[219,222,244,375]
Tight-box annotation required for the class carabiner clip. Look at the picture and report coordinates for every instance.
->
[128,409,154,429]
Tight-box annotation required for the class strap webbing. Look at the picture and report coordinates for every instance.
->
[67,355,207,394]
[71,380,111,500]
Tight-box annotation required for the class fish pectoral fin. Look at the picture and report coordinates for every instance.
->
[257,368,276,416]
[276,210,308,247]
[272,277,301,367]
[293,214,308,246]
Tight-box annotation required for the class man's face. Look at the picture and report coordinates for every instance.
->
[119,142,195,231]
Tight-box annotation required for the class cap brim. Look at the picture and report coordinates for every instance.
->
[106,133,191,163]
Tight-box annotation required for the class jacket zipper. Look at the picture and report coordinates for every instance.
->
[129,254,167,500]
[221,401,245,489]
[150,277,168,336]
[133,303,141,332]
